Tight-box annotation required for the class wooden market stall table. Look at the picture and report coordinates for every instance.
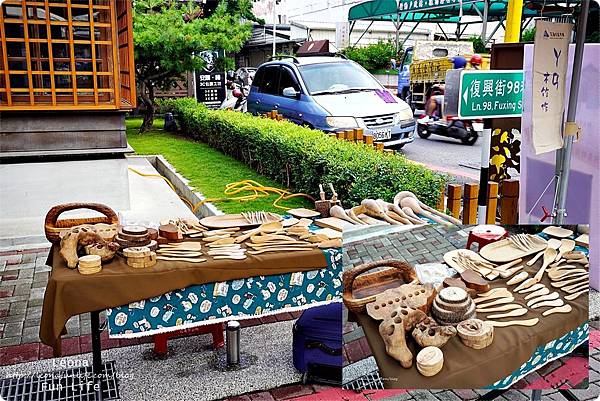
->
[40,244,341,399]
[353,250,588,389]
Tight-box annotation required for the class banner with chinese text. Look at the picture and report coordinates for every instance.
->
[532,20,572,155]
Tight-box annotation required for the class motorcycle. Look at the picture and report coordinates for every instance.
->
[416,85,481,145]
[220,68,254,112]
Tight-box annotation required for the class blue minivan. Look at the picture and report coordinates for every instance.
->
[247,55,415,149]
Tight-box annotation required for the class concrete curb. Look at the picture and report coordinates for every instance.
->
[137,155,223,219]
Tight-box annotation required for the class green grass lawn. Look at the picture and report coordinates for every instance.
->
[126,118,313,214]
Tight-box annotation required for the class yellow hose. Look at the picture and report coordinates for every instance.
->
[128,168,314,213]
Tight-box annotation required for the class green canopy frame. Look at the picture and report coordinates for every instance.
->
[347,0,580,49]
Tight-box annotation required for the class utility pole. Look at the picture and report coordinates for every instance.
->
[505,0,524,42]
[272,0,280,57]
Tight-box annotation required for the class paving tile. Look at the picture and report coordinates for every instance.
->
[451,389,478,400]
[270,384,313,400]
[3,321,23,337]
[227,396,252,401]
[0,255,22,265]
[0,337,20,347]
[0,342,39,364]
[249,391,276,401]
[568,384,600,400]
[432,392,463,401]
[405,390,439,401]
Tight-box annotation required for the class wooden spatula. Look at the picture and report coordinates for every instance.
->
[486,318,539,328]
[156,256,207,263]
[530,299,564,309]
[485,308,528,319]
[565,289,588,300]
[475,296,515,309]
[476,303,524,313]
[542,304,572,316]
[526,292,559,307]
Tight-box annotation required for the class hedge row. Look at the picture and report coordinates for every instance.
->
[162,98,447,208]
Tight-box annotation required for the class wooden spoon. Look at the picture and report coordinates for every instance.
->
[563,281,589,293]
[551,275,588,288]
[486,308,528,319]
[507,271,528,285]
[248,248,315,255]
[402,207,427,224]
[329,205,359,225]
[475,296,515,309]
[527,238,561,266]
[542,304,572,316]
[347,206,369,225]
[400,197,450,225]
[565,289,588,300]
[499,264,525,279]
[531,299,564,309]
[526,292,559,307]
[213,255,247,260]
[159,242,202,251]
[548,268,588,281]
[388,201,426,224]
[517,283,545,294]
[555,239,576,262]
[486,318,539,328]
[376,199,411,224]
[478,288,511,297]
[386,210,411,224]
[394,190,462,225]
[157,251,204,257]
[474,289,512,303]
[156,256,207,263]
[524,287,550,300]
[476,303,523,313]
[532,247,558,282]
[235,221,283,244]
[362,199,401,225]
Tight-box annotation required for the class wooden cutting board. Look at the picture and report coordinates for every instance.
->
[314,217,355,232]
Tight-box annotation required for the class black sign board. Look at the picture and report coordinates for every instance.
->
[195,71,226,109]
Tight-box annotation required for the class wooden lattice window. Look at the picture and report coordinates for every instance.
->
[0,0,135,111]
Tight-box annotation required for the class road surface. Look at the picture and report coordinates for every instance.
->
[397,133,483,184]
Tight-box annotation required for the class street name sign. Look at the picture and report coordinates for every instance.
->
[458,70,524,119]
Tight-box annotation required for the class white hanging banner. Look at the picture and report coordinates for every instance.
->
[531,19,572,155]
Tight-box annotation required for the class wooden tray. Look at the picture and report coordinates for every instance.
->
[314,217,355,232]
[200,213,282,229]
[342,260,417,314]
[287,208,321,218]
[479,236,547,263]
[542,226,573,238]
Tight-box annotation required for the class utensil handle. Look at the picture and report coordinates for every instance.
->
[527,250,545,266]
[419,202,462,225]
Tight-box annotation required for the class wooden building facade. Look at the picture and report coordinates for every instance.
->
[0,0,136,157]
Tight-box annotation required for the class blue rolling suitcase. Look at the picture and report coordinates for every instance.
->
[292,302,342,384]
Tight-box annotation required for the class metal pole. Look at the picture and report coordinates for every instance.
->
[505,0,524,42]
[552,0,589,224]
[90,311,104,401]
[482,0,488,40]
[226,321,241,366]
[272,1,277,57]
[478,121,492,224]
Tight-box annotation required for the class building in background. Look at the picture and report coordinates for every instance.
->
[0,0,136,158]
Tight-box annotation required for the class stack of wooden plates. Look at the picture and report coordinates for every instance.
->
[431,287,476,325]
[115,226,153,254]
[123,246,157,269]
[78,255,102,275]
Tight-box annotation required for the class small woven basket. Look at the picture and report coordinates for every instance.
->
[44,203,119,244]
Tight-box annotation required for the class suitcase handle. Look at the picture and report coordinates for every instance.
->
[342,259,418,314]
[306,341,342,356]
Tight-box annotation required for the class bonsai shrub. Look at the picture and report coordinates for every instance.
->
[164,99,447,208]
[342,40,398,72]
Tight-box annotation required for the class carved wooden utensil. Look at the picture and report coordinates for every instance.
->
[528,238,561,266]
[248,248,314,255]
[507,271,528,285]
[476,303,524,313]
[485,308,528,319]
[395,190,462,225]
[474,289,512,303]
[517,283,545,294]
[542,304,572,316]
[548,268,588,281]
[524,287,550,300]
[562,281,589,293]
[155,256,207,263]
[565,289,588,300]
[400,197,450,225]
[531,299,564,309]
[551,275,588,289]
[486,318,539,328]
[475,296,515,309]
[532,247,558,282]
[526,292,560,307]
[555,239,576,262]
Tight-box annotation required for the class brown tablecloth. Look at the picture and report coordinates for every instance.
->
[41,245,326,356]
[355,256,588,388]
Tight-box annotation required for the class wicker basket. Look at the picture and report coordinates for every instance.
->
[44,203,119,244]
[342,259,418,314]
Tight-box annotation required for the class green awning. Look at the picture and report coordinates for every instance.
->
[348,0,579,23]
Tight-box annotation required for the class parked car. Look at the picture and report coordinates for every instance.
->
[247,55,415,149]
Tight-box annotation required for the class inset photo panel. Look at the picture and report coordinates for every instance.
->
[342,224,589,390]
